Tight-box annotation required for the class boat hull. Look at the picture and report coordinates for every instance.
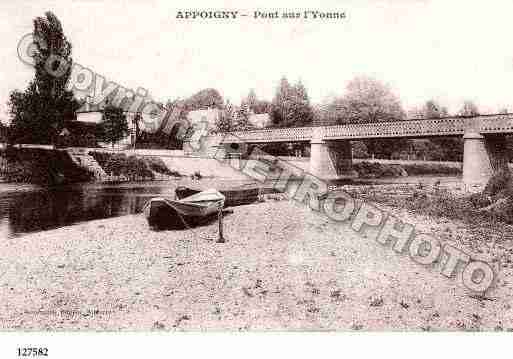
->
[176,186,259,207]
[143,190,225,230]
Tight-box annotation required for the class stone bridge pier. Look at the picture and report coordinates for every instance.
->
[309,138,357,181]
[463,132,509,190]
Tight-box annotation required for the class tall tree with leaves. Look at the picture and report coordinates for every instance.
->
[290,80,314,126]
[214,100,235,133]
[233,101,253,131]
[272,77,292,126]
[271,77,313,127]
[329,76,407,158]
[246,89,257,112]
[333,76,405,124]
[99,103,129,148]
[8,11,79,144]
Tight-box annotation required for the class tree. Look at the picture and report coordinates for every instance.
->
[246,89,257,111]
[233,101,253,131]
[459,100,479,116]
[99,103,129,148]
[8,12,79,144]
[329,76,407,158]
[271,77,292,126]
[333,76,405,124]
[252,100,273,115]
[290,80,314,126]
[214,100,235,133]
[314,94,339,125]
[271,77,313,127]
[183,88,224,111]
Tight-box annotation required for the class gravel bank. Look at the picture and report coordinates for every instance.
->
[0,199,512,331]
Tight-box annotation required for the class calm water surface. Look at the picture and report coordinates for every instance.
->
[0,175,460,238]
[0,181,181,238]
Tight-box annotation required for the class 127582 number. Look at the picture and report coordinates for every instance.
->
[17,348,48,357]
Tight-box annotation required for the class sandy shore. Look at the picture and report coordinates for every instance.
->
[1,199,512,331]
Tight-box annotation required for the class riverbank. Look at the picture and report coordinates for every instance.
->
[1,146,464,184]
[0,147,92,184]
[1,199,512,330]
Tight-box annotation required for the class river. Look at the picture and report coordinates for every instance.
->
[0,175,461,238]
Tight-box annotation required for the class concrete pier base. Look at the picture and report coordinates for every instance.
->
[310,139,357,181]
[463,132,509,191]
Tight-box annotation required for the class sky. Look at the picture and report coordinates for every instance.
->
[2,0,513,122]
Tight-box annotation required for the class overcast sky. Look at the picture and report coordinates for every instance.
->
[2,0,513,121]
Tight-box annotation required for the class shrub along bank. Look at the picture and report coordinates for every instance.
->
[0,147,93,185]
[361,169,513,227]
[89,152,180,181]
[353,161,461,179]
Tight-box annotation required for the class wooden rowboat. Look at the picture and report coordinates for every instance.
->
[143,189,225,229]
[175,185,259,207]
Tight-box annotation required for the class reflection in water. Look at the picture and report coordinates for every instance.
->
[0,175,460,238]
[0,183,175,238]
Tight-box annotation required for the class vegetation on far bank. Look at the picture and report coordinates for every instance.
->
[0,147,181,184]
[0,147,92,185]
[353,161,460,179]
[349,170,513,245]
[89,151,180,181]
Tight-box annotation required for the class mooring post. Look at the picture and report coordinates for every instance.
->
[217,208,225,243]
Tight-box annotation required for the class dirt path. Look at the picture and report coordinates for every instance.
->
[0,200,511,330]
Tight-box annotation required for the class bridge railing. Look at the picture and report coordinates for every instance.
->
[223,126,313,143]
[323,117,467,139]
[479,114,513,133]
[219,113,513,143]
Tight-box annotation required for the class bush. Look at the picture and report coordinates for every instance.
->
[1,148,92,184]
[353,161,461,179]
[90,151,154,181]
[483,169,513,199]
[126,155,154,180]
[89,151,182,180]
[144,156,180,177]
[402,163,460,176]
[468,169,513,224]
[353,162,406,178]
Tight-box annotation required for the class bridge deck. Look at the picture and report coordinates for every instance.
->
[219,114,513,143]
